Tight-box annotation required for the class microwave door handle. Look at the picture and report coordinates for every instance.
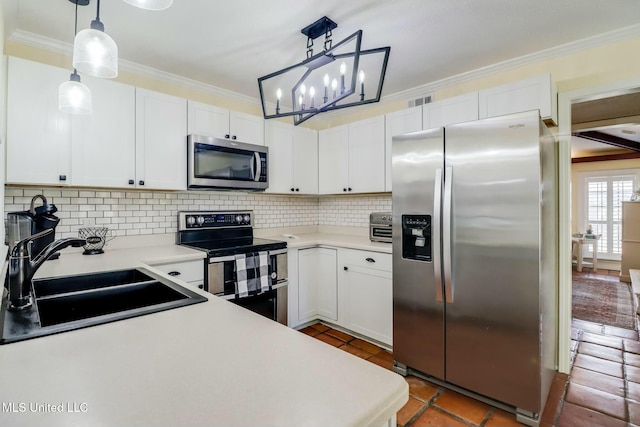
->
[253,152,262,181]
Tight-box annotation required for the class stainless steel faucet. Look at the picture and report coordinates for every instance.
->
[7,229,86,311]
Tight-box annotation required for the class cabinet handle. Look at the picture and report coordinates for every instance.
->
[139,180,145,186]
[366,257,376,263]
[128,179,134,185]
[343,188,347,192]
[232,135,237,140]
[291,188,295,192]
[198,284,204,289]
[168,271,180,276]
[59,175,67,181]
[348,187,352,192]
[225,134,230,139]
[295,188,300,192]
[343,266,348,271]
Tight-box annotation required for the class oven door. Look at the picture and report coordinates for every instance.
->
[188,134,268,190]
[206,253,288,325]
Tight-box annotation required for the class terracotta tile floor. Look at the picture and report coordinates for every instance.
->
[297,269,640,426]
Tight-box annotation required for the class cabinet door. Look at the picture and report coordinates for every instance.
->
[316,248,338,321]
[385,107,423,191]
[135,89,187,190]
[298,248,319,322]
[348,116,385,193]
[318,125,349,194]
[292,127,318,194]
[423,92,478,128]
[229,111,265,145]
[6,57,71,185]
[71,76,136,188]
[187,100,229,139]
[264,121,294,194]
[478,74,556,123]
[339,250,392,345]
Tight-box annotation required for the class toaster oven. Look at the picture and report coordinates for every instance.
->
[370,212,392,243]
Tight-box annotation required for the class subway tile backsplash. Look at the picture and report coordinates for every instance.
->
[5,187,391,239]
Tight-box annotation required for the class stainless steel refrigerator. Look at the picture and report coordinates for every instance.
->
[392,110,557,426]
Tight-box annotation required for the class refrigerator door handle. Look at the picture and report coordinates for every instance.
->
[433,168,443,302]
[443,166,454,303]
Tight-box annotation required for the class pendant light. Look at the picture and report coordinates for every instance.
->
[73,0,118,78]
[59,0,92,114]
[122,0,173,11]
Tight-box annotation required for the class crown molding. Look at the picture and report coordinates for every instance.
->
[7,29,260,107]
[382,23,640,104]
[9,22,640,109]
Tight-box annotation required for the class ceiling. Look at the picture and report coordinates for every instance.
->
[5,0,640,103]
[5,0,640,155]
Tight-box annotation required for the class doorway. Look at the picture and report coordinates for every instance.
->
[558,80,640,373]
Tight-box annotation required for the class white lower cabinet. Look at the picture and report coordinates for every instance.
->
[150,259,205,290]
[297,247,338,323]
[338,249,393,346]
[288,246,392,346]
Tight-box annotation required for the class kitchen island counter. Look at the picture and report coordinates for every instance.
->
[0,246,407,427]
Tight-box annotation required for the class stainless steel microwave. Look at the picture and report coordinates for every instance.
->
[187,134,268,191]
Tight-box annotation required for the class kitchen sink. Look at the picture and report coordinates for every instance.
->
[0,267,208,344]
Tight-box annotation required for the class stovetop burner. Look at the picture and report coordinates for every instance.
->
[181,237,286,257]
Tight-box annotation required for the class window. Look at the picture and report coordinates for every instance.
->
[578,169,639,260]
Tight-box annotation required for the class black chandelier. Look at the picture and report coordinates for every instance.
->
[257,17,390,126]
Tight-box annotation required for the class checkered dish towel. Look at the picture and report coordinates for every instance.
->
[234,251,271,298]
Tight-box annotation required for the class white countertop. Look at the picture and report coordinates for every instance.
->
[0,238,407,426]
[266,232,392,254]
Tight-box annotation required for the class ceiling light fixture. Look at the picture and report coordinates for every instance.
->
[258,16,390,126]
[72,0,118,78]
[59,0,92,114]
[122,0,173,11]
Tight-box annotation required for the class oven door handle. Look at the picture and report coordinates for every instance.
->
[209,255,236,263]
[218,280,288,300]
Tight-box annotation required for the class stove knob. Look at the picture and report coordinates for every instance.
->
[235,215,243,223]
[243,214,250,224]
[186,216,196,226]
[196,216,205,226]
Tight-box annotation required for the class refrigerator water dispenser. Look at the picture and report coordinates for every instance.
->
[401,215,431,261]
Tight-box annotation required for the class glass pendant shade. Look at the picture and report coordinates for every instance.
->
[59,72,92,114]
[73,20,118,78]
[122,0,173,10]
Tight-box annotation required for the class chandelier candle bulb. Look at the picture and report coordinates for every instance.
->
[299,94,304,111]
[359,70,365,101]
[340,61,347,94]
[323,73,329,103]
[309,86,316,108]
[332,78,338,99]
[276,88,282,114]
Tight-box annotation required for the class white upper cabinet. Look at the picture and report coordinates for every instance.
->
[292,126,319,194]
[319,116,385,195]
[71,75,136,188]
[265,121,294,193]
[187,100,264,145]
[385,106,423,191]
[135,88,188,190]
[478,74,557,124]
[265,121,318,194]
[229,110,265,146]
[348,116,386,193]
[423,92,478,128]
[7,57,72,186]
[318,124,349,194]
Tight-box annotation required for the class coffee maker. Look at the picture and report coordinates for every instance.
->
[6,195,60,258]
